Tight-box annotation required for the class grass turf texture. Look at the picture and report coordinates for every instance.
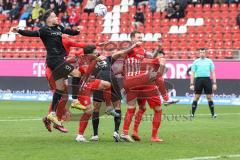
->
[0,101,239,160]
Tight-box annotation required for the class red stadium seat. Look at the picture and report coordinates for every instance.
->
[187,33,196,41]
[161,19,169,26]
[220,3,228,11]
[223,33,232,41]
[206,41,215,49]
[144,26,152,33]
[153,12,161,19]
[196,33,204,41]
[178,41,187,50]
[213,26,223,33]
[203,11,211,18]
[203,4,211,11]
[215,41,223,49]
[204,18,212,26]
[194,11,203,18]
[215,33,223,41]
[178,18,187,25]
[224,41,232,49]
[153,26,161,33]
[179,34,187,41]
[170,34,178,42]
[105,0,113,6]
[188,26,195,33]
[223,26,231,33]
[215,50,225,59]
[186,4,194,11]
[204,26,213,33]
[88,20,96,26]
[170,18,178,26]
[233,33,240,42]
[88,27,95,34]
[213,18,221,26]
[232,26,240,33]
[162,41,170,50]
[212,4,220,11]
[205,33,214,41]
[194,4,202,11]
[207,50,215,59]
[221,11,229,18]
[233,41,240,48]
[120,27,128,33]
[88,13,96,20]
[161,26,169,33]
[229,3,237,10]
[197,40,206,48]
[225,51,233,58]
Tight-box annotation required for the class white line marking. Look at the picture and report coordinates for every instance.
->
[176,154,240,160]
[0,113,239,122]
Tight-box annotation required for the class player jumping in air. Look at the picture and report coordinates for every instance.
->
[11,9,85,129]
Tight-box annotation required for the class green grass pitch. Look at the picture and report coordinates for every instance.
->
[0,101,239,160]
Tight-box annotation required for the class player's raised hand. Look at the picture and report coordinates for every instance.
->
[10,27,19,33]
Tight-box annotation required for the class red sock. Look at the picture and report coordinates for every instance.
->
[103,85,112,106]
[133,108,146,133]
[156,76,169,101]
[79,113,92,135]
[123,108,136,135]
[56,97,68,120]
[152,109,162,138]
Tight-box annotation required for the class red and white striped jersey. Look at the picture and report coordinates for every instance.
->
[124,46,147,77]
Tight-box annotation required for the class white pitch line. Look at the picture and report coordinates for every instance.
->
[0,118,41,122]
[176,154,240,160]
[0,113,239,122]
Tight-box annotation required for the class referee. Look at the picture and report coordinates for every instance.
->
[190,48,217,118]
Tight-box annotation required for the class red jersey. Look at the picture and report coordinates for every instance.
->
[124,45,147,77]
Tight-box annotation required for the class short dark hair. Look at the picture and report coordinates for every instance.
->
[83,45,96,54]
[43,9,54,22]
[130,30,141,39]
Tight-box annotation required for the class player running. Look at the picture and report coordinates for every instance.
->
[10,9,85,129]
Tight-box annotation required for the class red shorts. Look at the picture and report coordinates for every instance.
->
[77,79,101,106]
[137,96,162,108]
[126,85,161,108]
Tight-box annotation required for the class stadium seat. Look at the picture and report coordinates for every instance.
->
[110,33,119,41]
[206,41,215,49]
[103,19,112,26]
[229,3,237,10]
[119,33,129,41]
[223,26,231,33]
[112,19,120,26]
[215,41,223,49]
[152,33,161,41]
[204,18,212,26]
[224,41,232,49]
[112,5,120,13]
[225,51,233,58]
[102,26,112,33]
[214,33,223,42]
[104,12,112,20]
[203,4,211,11]
[220,3,228,11]
[233,33,240,42]
[194,4,202,11]
[188,26,195,33]
[143,33,153,41]
[111,26,120,33]
[169,26,179,34]
[178,26,187,34]
[161,19,170,26]
[120,5,128,12]
[186,4,194,11]
[212,4,220,11]
[215,50,225,59]
[112,12,120,19]
[153,12,161,19]
[161,26,170,33]
[232,26,240,33]
[186,18,195,26]
[178,18,187,25]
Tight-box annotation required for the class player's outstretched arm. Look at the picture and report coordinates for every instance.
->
[61,25,81,35]
[111,42,140,60]
[10,27,40,37]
